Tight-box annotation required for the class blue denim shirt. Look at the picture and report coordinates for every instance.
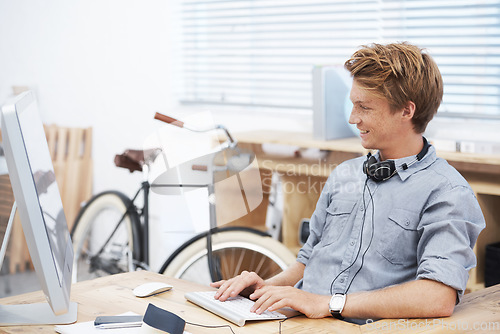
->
[296,146,485,319]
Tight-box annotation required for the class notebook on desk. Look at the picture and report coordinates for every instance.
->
[185,290,288,327]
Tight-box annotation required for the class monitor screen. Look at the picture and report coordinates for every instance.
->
[17,100,67,285]
[0,91,77,325]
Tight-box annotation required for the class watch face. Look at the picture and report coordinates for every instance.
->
[330,295,344,309]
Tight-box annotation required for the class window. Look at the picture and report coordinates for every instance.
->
[177,0,500,118]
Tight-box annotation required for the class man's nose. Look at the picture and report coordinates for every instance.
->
[348,109,359,125]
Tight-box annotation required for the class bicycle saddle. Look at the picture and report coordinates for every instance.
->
[114,148,162,173]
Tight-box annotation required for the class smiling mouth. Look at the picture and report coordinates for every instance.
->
[359,130,369,134]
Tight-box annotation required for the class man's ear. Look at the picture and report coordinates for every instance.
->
[402,101,416,119]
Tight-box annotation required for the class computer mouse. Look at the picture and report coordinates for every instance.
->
[133,282,173,298]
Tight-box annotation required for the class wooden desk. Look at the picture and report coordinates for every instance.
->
[0,271,499,333]
[235,130,500,291]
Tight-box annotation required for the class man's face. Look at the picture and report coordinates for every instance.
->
[348,80,407,159]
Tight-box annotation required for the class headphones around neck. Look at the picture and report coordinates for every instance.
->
[363,137,430,182]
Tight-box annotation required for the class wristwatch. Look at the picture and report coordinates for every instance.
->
[329,293,346,320]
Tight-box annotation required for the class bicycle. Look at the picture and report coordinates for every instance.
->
[70,113,296,285]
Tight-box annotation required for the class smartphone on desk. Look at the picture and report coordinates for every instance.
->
[94,315,143,329]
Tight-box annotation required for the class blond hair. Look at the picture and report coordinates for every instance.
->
[345,42,443,133]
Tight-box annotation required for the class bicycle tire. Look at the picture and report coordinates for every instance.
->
[159,227,296,285]
[71,191,141,282]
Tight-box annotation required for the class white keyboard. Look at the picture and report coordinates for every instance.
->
[185,290,286,327]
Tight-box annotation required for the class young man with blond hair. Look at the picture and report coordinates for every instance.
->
[211,42,485,323]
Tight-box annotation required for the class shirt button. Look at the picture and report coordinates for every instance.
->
[340,278,345,283]
[360,206,364,211]
[405,221,410,226]
[350,241,355,246]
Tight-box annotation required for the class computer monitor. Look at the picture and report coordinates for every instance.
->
[312,65,357,140]
[0,91,77,325]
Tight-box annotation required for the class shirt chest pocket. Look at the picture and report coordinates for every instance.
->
[320,200,356,246]
[377,208,420,265]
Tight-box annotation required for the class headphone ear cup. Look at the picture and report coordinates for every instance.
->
[363,155,378,179]
[364,155,396,182]
[371,161,394,181]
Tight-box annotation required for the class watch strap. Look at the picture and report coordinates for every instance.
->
[331,310,344,320]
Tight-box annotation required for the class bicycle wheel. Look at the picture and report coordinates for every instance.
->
[160,227,296,285]
[71,191,141,282]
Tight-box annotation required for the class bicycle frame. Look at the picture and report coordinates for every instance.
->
[84,113,258,282]
[152,112,257,282]
[148,181,221,281]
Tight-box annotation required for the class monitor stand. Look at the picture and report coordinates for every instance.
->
[0,302,78,326]
[0,203,78,326]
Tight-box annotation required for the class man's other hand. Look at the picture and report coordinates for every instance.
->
[211,271,265,301]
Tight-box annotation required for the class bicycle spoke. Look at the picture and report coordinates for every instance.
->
[256,256,269,278]
[249,249,257,274]
[234,249,245,278]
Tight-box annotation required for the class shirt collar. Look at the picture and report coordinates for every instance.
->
[373,145,437,182]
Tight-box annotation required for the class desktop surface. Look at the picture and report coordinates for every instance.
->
[0,271,355,333]
[0,271,499,333]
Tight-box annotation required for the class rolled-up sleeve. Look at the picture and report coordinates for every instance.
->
[416,185,485,300]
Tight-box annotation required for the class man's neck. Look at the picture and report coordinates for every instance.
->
[379,134,424,161]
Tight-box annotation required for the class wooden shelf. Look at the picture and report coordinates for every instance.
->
[234,130,367,153]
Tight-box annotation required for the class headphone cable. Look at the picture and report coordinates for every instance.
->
[329,178,370,295]
[344,181,375,294]
[186,321,235,334]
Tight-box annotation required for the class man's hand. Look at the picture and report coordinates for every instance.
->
[210,271,265,301]
[249,286,331,319]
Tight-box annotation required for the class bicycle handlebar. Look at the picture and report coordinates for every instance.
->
[154,112,236,145]
[154,112,184,128]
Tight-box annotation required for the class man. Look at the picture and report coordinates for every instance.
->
[211,42,485,323]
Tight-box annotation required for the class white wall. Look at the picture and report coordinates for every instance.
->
[0,0,178,191]
[0,1,309,270]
